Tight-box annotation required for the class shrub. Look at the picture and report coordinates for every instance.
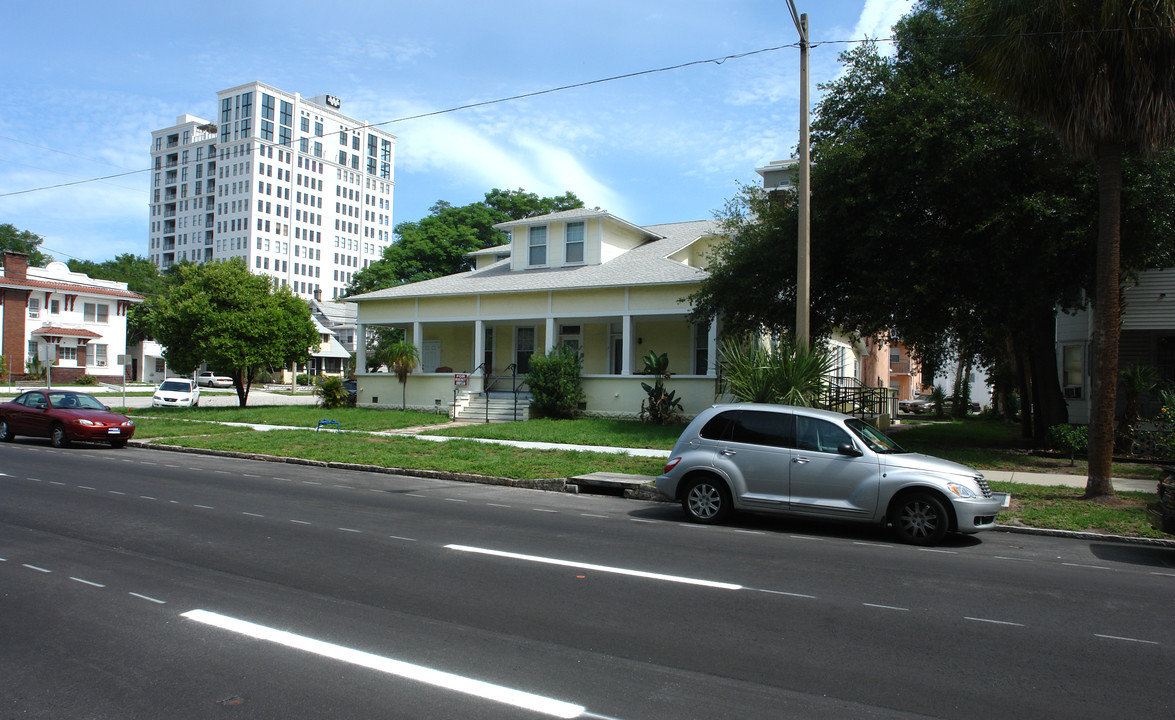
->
[930,385,948,418]
[526,345,584,419]
[1049,424,1088,466]
[75,374,99,386]
[316,375,355,409]
[24,356,46,381]
[639,351,684,425]
[719,336,835,407]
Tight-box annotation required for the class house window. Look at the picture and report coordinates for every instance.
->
[28,298,40,318]
[528,226,547,266]
[56,345,77,362]
[692,322,710,375]
[49,299,60,315]
[83,303,109,324]
[90,344,108,367]
[565,222,584,264]
[889,347,901,365]
[28,341,38,362]
[1062,345,1084,397]
[559,325,581,353]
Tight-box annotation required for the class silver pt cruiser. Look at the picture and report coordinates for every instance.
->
[656,404,1008,545]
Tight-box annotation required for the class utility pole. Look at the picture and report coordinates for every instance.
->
[788,1,811,349]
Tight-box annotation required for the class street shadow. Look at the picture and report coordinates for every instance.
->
[628,504,985,548]
[1088,542,1175,569]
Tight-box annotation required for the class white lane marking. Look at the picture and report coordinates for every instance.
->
[71,577,105,588]
[964,616,1024,627]
[181,610,586,718]
[406,493,425,498]
[243,512,265,518]
[1150,572,1175,578]
[445,498,467,503]
[50,481,66,485]
[533,509,558,514]
[140,496,157,500]
[790,535,823,541]
[389,535,417,542]
[302,481,321,485]
[853,542,890,548]
[194,504,214,509]
[244,474,260,478]
[1063,562,1111,570]
[1094,634,1159,645]
[338,528,361,533]
[214,470,230,475]
[23,564,51,573]
[130,592,166,604]
[79,485,96,490]
[734,529,766,535]
[290,519,312,525]
[488,503,512,508]
[994,556,1033,562]
[447,545,742,590]
[754,588,817,599]
[334,484,352,489]
[580,514,607,518]
[864,603,909,611]
[109,491,125,496]
[919,548,956,555]
[629,519,655,524]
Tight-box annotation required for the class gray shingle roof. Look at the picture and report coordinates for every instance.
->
[348,219,720,302]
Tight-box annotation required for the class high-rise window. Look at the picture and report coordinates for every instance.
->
[280,101,293,127]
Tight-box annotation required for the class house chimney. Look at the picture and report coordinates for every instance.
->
[1,251,29,280]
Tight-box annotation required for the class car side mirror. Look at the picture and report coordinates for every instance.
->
[35,403,48,410]
[837,442,863,457]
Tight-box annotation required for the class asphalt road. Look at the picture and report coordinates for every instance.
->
[2,439,1173,719]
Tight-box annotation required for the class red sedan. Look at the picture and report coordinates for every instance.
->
[0,390,135,448]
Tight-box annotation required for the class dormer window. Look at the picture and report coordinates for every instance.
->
[565,222,585,264]
[528,226,548,266]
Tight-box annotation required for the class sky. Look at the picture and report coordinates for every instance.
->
[0,1,916,264]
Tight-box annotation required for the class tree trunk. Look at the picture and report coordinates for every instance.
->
[1085,143,1123,499]
[1027,313,1068,441]
[1014,339,1033,440]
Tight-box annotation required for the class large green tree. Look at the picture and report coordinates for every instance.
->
[963,0,1175,498]
[691,0,1175,445]
[143,259,319,406]
[346,188,583,295]
[0,224,51,267]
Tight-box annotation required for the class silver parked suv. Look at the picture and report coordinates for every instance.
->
[656,404,1007,545]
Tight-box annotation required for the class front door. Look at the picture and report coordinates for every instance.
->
[788,415,879,517]
[422,340,441,373]
[516,326,535,373]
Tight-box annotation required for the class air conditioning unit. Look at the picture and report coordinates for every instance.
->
[96,361,108,367]
[1063,386,1082,399]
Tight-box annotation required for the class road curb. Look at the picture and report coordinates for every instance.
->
[130,440,1175,547]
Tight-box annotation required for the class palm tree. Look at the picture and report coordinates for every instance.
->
[380,341,419,410]
[963,1,1175,497]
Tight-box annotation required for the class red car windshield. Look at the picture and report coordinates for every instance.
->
[48,392,107,411]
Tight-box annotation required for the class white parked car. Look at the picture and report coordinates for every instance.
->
[152,378,200,408]
[197,371,233,388]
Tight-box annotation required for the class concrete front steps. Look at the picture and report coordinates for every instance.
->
[452,392,530,423]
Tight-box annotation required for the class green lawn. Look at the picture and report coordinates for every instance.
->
[128,406,449,432]
[427,417,684,449]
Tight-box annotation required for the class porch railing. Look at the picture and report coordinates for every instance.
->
[819,376,897,421]
[460,363,530,423]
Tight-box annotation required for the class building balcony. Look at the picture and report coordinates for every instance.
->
[890,361,912,375]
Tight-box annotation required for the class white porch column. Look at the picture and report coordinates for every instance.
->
[545,317,557,354]
[473,319,484,374]
[707,314,719,377]
[622,315,633,375]
[412,321,422,357]
[355,323,366,372]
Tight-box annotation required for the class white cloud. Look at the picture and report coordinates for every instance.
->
[854,0,916,43]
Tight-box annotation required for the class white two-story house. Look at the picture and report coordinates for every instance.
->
[1,251,143,383]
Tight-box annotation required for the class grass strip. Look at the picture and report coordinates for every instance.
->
[426,417,683,450]
[128,406,449,432]
[990,482,1165,538]
[145,429,666,479]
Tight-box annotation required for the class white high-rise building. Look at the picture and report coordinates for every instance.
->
[148,82,396,301]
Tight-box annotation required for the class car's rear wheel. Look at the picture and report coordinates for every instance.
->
[891,492,949,546]
[0,419,14,442]
[681,475,732,524]
[50,423,71,448]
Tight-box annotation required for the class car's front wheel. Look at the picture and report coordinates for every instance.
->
[50,423,71,449]
[0,419,14,442]
[681,475,732,524]
[891,492,950,546]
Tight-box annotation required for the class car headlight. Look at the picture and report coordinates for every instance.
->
[122,421,135,427]
[946,482,977,498]
[75,418,96,426]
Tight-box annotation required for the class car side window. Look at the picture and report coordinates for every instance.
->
[729,410,793,448]
[17,392,45,408]
[795,417,853,454]
[699,411,738,440]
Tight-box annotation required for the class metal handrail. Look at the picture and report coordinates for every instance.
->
[818,376,897,421]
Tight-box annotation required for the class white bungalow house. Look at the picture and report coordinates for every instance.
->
[1057,268,1175,423]
[347,208,886,419]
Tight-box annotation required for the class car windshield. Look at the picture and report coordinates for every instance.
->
[159,380,192,391]
[48,392,107,411]
[845,418,908,454]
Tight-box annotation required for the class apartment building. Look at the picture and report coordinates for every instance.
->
[147,82,396,301]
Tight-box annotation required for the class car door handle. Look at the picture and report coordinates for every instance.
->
[720,449,737,456]
[792,457,810,464]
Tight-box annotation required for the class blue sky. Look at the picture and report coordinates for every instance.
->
[0,1,914,264]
